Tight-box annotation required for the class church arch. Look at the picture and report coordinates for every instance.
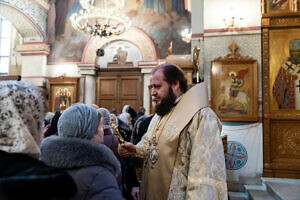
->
[0,1,47,42]
[96,40,143,67]
[81,26,158,64]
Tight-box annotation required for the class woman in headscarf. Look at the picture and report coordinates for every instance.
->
[117,105,140,200]
[0,81,76,200]
[118,111,133,142]
[121,105,137,125]
[97,108,119,158]
[97,107,122,186]
[41,103,122,200]
[44,111,61,138]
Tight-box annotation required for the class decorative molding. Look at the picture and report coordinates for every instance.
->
[262,28,270,114]
[191,33,204,38]
[138,61,159,67]
[263,119,271,165]
[165,55,192,69]
[204,27,261,37]
[205,26,261,34]
[212,41,256,63]
[17,43,50,55]
[78,64,98,75]
[262,18,270,26]
[262,16,300,27]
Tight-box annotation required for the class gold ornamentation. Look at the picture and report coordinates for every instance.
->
[213,42,256,62]
[144,110,174,168]
[262,18,270,26]
[193,46,201,83]
[111,123,125,146]
[276,126,300,156]
[270,17,300,27]
[145,136,159,168]
[168,41,173,56]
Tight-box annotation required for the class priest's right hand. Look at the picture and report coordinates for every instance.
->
[118,142,136,157]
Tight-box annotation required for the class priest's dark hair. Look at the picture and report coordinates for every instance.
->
[152,63,188,93]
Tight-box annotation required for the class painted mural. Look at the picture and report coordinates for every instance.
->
[47,0,191,63]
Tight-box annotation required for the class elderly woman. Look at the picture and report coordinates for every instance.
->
[0,81,76,199]
[97,108,119,158]
[40,103,122,200]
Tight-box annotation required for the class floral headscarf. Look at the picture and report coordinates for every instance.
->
[0,81,45,158]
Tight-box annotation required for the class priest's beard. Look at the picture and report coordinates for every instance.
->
[155,86,176,116]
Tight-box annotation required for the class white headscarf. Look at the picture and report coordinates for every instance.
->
[118,112,131,125]
[122,105,130,114]
[0,81,45,158]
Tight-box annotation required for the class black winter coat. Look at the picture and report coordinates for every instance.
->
[0,150,76,200]
[40,136,122,200]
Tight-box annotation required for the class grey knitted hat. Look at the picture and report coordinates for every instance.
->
[97,108,111,129]
[58,103,99,140]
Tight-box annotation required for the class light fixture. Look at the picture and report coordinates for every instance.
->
[222,5,243,28]
[223,16,243,28]
[181,28,192,43]
[70,0,131,37]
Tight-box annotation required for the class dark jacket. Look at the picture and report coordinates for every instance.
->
[117,118,132,142]
[131,115,154,145]
[116,120,139,200]
[40,136,122,200]
[0,150,76,200]
[103,127,119,159]
[44,111,61,137]
[103,127,122,185]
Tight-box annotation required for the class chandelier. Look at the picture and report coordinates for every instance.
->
[70,0,131,37]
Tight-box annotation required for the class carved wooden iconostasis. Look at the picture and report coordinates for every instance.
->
[262,0,300,178]
[48,77,79,113]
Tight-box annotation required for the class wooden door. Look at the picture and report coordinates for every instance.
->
[96,68,143,114]
[96,76,118,110]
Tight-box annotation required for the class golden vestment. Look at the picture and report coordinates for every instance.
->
[136,82,227,200]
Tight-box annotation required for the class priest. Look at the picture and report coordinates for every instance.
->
[119,63,227,200]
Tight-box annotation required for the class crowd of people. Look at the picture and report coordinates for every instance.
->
[0,63,227,200]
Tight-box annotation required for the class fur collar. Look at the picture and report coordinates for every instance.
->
[40,136,120,176]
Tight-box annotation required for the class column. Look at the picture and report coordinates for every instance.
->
[17,42,49,86]
[78,64,98,106]
[139,61,158,115]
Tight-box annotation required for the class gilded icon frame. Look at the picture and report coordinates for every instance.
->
[210,42,258,122]
[48,77,79,112]
[263,0,300,14]
[269,28,300,113]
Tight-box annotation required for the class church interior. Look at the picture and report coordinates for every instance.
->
[0,0,300,199]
